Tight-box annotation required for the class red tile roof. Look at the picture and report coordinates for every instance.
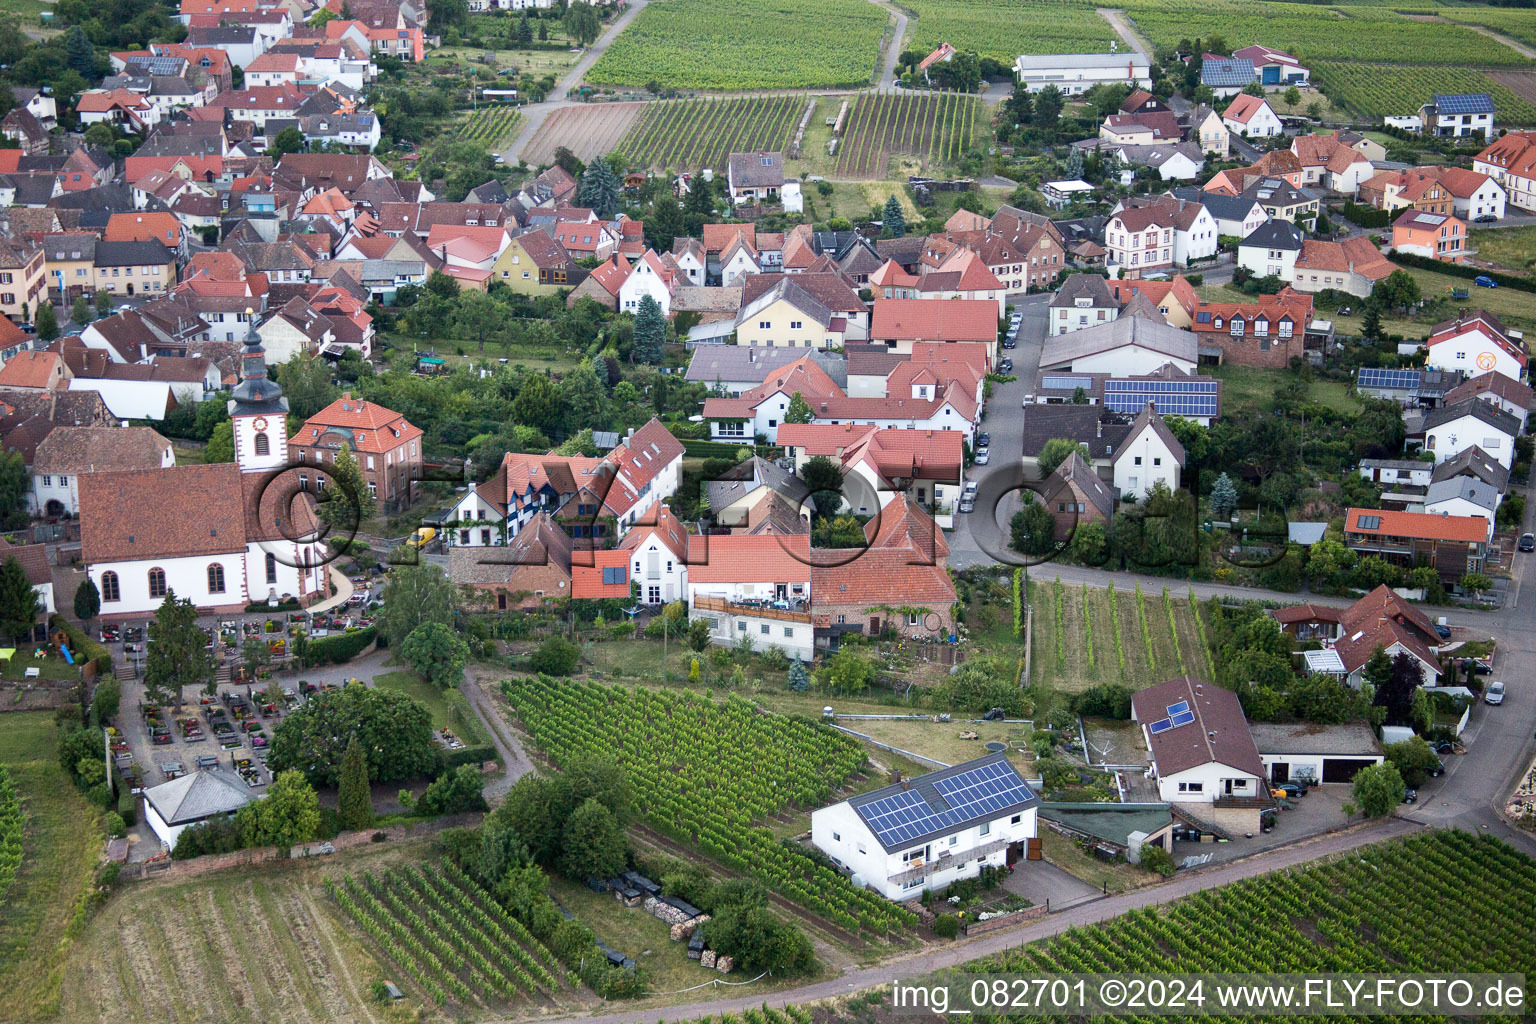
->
[686,533,811,583]
[570,548,631,599]
[294,394,422,455]
[870,298,997,344]
[1345,507,1488,544]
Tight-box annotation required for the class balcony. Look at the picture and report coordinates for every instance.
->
[886,837,1012,885]
[693,595,811,623]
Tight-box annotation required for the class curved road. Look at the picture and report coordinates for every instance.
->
[873,1,909,90]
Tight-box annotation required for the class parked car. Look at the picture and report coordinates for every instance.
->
[1273,782,1304,799]
[974,448,990,465]
[1402,788,1417,804]
[1456,657,1491,676]
[1003,337,1017,349]
[959,495,976,513]
[1474,214,1498,223]
[1519,533,1535,552]
[1435,623,1452,640]
[1485,680,1505,705]
[1475,275,1498,288]
[17,323,34,334]
[998,358,1013,373]
[976,432,990,447]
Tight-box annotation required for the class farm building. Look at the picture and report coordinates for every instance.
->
[811,753,1039,900]
[1248,722,1384,786]
[1037,802,1174,861]
[1013,53,1151,96]
[142,768,256,849]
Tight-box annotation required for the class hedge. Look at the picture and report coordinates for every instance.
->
[439,744,498,771]
[302,626,376,666]
[1387,251,1536,295]
[679,439,778,460]
[51,615,110,674]
[1341,202,1390,229]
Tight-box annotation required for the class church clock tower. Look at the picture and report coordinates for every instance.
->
[228,309,289,473]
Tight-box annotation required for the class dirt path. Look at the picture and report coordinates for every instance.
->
[486,818,1421,1024]
[1408,14,1536,61]
[461,669,534,803]
[1097,7,1153,61]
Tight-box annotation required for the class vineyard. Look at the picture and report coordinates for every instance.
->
[1030,581,1214,693]
[503,678,917,935]
[0,767,18,908]
[972,830,1536,983]
[834,90,981,178]
[326,860,563,1008]
[585,0,887,90]
[1440,6,1536,50]
[458,105,522,150]
[618,95,806,171]
[1118,0,1532,67]
[1312,61,1536,122]
[903,0,1117,64]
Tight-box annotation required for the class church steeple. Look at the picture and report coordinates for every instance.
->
[228,308,289,473]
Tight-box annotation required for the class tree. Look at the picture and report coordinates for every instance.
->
[492,773,575,867]
[578,157,620,219]
[377,563,456,650]
[516,13,533,46]
[787,659,810,691]
[563,0,601,46]
[530,635,581,675]
[1371,269,1420,311]
[238,769,321,852]
[73,577,100,630]
[510,375,562,434]
[204,421,235,463]
[784,390,813,424]
[65,25,95,79]
[143,592,214,706]
[1210,472,1239,519]
[1010,499,1057,556]
[1351,762,1405,817]
[336,734,374,831]
[276,352,338,419]
[0,452,24,530]
[1384,736,1441,788]
[1240,81,1265,97]
[631,294,665,364]
[553,146,585,178]
[401,620,470,689]
[1371,649,1420,727]
[1360,303,1383,340]
[1460,572,1491,599]
[267,126,305,158]
[799,454,843,516]
[1004,82,1033,125]
[454,289,503,351]
[93,675,121,721]
[559,796,628,879]
[1036,437,1091,477]
[560,360,607,431]
[70,295,91,325]
[705,904,817,975]
[686,616,711,652]
[241,635,271,683]
[308,7,337,26]
[1284,85,1302,107]
[822,648,875,693]
[419,764,488,815]
[565,751,631,823]
[1064,146,1084,179]
[882,194,906,238]
[1033,85,1063,129]
[426,0,469,33]
[269,682,438,786]
[316,442,374,532]
[35,301,57,342]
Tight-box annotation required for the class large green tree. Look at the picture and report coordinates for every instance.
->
[238,769,321,852]
[558,796,628,879]
[317,442,375,531]
[563,1,601,47]
[784,391,813,424]
[1372,649,1423,727]
[35,301,58,342]
[882,194,906,238]
[73,577,101,631]
[1351,762,1405,817]
[269,682,438,786]
[577,156,620,219]
[336,733,374,831]
[418,764,488,815]
[0,557,39,643]
[276,352,338,419]
[377,563,456,650]
[1010,500,1057,557]
[1036,438,1091,476]
[401,620,470,689]
[1384,736,1441,788]
[0,452,28,529]
[65,25,95,79]
[144,592,215,706]
[631,294,665,364]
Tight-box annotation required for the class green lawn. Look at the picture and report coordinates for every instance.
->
[382,332,584,374]
[1469,226,1536,277]
[1,649,80,683]
[372,670,489,747]
[0,711,104,1021]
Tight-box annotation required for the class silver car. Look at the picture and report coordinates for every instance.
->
[1485,681,1505,705]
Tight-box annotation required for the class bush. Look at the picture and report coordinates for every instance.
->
[933,913,961,938]
[303,626,376,666]
[1140,844,1175,877]
[440,744,498,770]
[104,812,126,838]
[529,636,581,676]
[1071,682,1133,720]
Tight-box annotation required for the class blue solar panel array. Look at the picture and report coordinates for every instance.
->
[1043,375,1094,392]
[1104,379,1218,419]
[1145,700,1198,737]
[1357,368,1421,390]
[858,760,1033,847]
[1434,93,1494,115]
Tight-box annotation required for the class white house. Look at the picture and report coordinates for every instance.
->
[1424,311,1527,384]
[1223,94,1282,139]
[30,426,175,517]
[1474,131,1536,214]
[1237,220,1304,282]
[1421,477,1499,538]
[1248,722,1383,787]
[1105,196,1216,272]
[1013,53,1150,95]
[1112,402,1185,500]
[1423,399,1520,469]
[142,769,255,850]
[685,534,814,660]
[1048,274,1119,337]
[1420,93,1494,140]
[1357,458,1433,488]
[1039,316,1198,375]
[811,754,1040,901]
[620,504,690,605]
[1131,676,1269,835]
[618,249,676,316]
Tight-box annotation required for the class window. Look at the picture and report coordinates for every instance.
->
[760,623,770,635]
[1356,515,1382,530]
[58,476,66,486]
[1178,781,1204,793]
[1134,456,1143,466]
[736,620,746,631]
[101,571,119,602]
[908,612,920,626]
[601,567,624,584]
[1011,814,1022,824]
[266,552,278,584]
[253,432,270,456]
[207,564,225,593]
[980,821,991,836]
[41,476,50,486]
[148,567,167,598]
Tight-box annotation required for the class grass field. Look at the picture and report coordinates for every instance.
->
[373,670,489,747]
[1469,226,1536,276]
[1209,362,1362,418]
[0,712,104,1022]
[585,0,887,90]
[1029,580,1213,693]
[59,841,438,1024]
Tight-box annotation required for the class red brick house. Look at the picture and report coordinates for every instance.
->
[288,393,423,512]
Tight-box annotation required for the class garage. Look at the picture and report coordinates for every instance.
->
[1321,758,1379,784]
[1249,722,1384,786]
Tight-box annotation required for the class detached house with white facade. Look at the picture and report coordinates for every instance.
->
[811,754,1040,900]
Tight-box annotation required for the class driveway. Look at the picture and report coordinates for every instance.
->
[1004,858,1101,910]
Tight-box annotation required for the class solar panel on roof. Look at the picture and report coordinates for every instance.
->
[1434,93,1493,116]
[1104,379,1218,418]
[1166,700,1190,716]
[1148,718,1174,735]
[1169,710,1197,727]
[1357,368,1421,390]
[1043,375,1094,392]
[858,760,1033,847]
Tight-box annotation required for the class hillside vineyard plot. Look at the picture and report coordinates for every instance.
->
[585,0,887,90]
[619,96,804,171]
[972,831,1535,987]
[1313,62,1536,122]
[903,0,1117,63]
[834,91,981,178]
[504,679,916,935]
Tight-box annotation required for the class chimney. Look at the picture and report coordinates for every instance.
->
[889,769,903,785]
[900,778,912,791]
[1096,420,1103,438]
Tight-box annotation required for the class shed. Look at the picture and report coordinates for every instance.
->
[1038,802,1174,858]
[142,767,255,848]
[1248,721,1384,785]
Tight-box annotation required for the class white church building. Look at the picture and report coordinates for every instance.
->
[78,322,329,619]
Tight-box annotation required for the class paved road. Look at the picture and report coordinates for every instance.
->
[500,0,651,164]
[497,818,1420,1024]
[872,0,909,90]
[1096,7,1152,61]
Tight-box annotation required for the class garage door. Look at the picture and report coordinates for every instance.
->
[1322,758,1377,783]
